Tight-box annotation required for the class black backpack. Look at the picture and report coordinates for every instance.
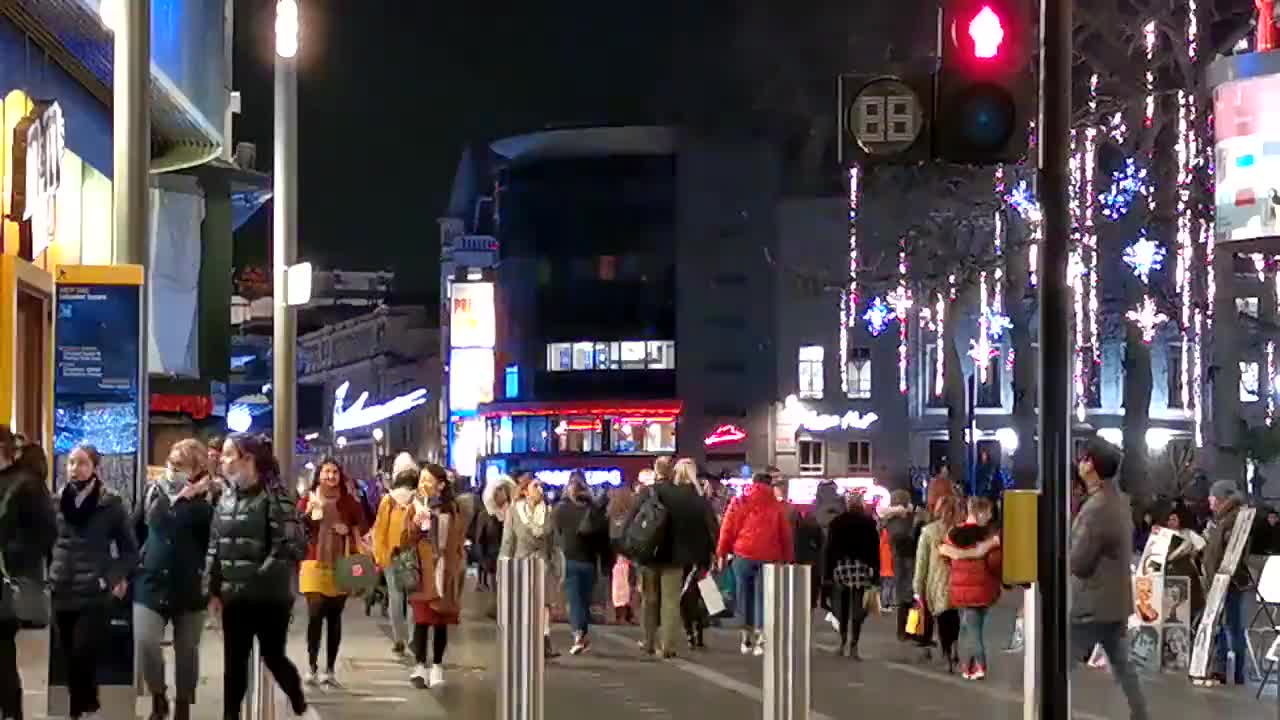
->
[621,490,669,564]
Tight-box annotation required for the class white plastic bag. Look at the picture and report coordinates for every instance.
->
[698,575,726,616]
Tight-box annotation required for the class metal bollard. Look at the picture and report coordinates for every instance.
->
[242,641,276,720]
[497,556,545,720]
[762,563,811,720]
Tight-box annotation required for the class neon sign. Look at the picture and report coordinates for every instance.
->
[534,468,624,488]
[725,476,890,507]
[781,395,878,432]
[704,424,747,447]
[333,381,428,432]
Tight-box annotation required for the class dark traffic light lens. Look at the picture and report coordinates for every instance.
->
[957,83,1016,151]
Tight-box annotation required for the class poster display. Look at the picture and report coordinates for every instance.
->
[1189,506,1257,678]
[55,284,140,398]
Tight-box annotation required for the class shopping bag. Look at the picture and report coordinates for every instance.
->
[697,575,726,616]
[863,588,882,615]
[906,606,925,636]
[336,554,380,593]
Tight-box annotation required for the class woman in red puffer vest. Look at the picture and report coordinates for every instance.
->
[940,497,1001,681]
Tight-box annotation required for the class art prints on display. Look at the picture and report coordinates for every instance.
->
[1162,626,1191,671]
[1163,577,1191,627]
[1133,575,1163,625]
[1130,626,1162,673]
[1138,528,1175,576]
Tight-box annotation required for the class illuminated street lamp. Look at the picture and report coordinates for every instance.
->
[275,0,299,58]
[273,0,301,484]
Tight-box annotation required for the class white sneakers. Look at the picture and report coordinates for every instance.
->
[410,663,445,689]
[752,632,766,657]
[304,670,320,686]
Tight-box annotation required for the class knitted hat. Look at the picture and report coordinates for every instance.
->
[1209,479,1241,502]
[391,452,419,479]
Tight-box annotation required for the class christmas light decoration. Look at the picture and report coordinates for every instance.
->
[54,403,139,455]
[863,296,896,337]
[843,166,862,396]
[984,309,1013,340]
[839,293,849,396]
[1123,232,1166,283]
[1127,297,1169,344]
[889,239,913,395]
[1098,158,1151,220]
[1005,179,1040,222]
[1268,340,1276,426]
[934,292,945,397]
[1070,128,1086,422]
[704,424,748,447]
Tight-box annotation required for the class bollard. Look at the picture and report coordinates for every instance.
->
[242,641,276,720]
[497,556,545,720]
[762,563,811,720]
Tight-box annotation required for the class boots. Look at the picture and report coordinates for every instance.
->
[149,694,170,720]
[174,701,190,720]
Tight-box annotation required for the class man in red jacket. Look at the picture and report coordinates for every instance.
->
[716,473,794,656]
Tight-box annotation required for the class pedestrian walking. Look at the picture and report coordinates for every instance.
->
[914,495,965,672]
[606,481,638,624]
[405,465,472,689]
[476,474,513,592]
[1069,438,1148,720]
[940,496,1002,680]
[49,444,139,720]
[878,526,896,611]
[553,472,608,655]
[207,434,310,720]
[500,473,562,657]
[371,468,419,657]
[882,490,920,641]
[715,472,793,656]
[1201,479,1253,687]
[299,458,369,687]
[0,428,56,720]
[133,439,216,720]
[824,494,880,659]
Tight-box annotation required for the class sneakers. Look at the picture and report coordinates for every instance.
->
[739,633,753,655]
[569,633,590,656]
[428,664,445,688]
[962,662,987,680]
[320,671,342,689]
[752,632,766,657]
[392,642,406,658]
[410,664,429,689]
[304,668,320,686]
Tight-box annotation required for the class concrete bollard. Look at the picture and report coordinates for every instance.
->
[762,563,811,720]
[497,556,545,720]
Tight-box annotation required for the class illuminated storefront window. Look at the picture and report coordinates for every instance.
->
[546,340,676,371]
[484,413,677,455]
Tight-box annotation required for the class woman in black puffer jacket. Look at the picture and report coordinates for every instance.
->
[206,434,309,720]
[49,444,139,720]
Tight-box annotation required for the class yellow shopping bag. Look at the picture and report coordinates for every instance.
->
[905,606,925,636]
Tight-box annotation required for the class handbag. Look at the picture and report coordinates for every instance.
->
[906,606,925,636]
[863,588,882,615]
[0,551,49,629]
[389,546,420,593]
[336,553,379,593]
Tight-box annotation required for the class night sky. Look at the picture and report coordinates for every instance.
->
[230,1,713,292]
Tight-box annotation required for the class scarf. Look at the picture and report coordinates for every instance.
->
[390,487,415,507]
[517,499,548,538]
[312,489,345,564]
[60,478,101,527]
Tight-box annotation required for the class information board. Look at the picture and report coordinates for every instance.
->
[55,284,140,398]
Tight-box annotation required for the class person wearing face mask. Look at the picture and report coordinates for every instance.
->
[404,465,473,689]
[132,439,215,720]
[298,458,369,687]
[372,468,421,658]
[500,473,562,658]
[48,444,140,720]
[206,434,311,720]
[0,427,56,720]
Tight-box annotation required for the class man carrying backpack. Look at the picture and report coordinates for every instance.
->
[623,457,716,659]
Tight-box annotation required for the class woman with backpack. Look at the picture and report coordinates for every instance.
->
[552,472,609,655]
[500,473,562,658]
[371,469,420,658]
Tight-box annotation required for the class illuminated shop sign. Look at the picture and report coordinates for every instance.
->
[726,475,890,507]
[781,394,878,432]
[449,348,495,413]
[14,101,65,259]
[333,381,429,432]
[450,282,496,349]
[534,468,624,488]
[705,424,747,447]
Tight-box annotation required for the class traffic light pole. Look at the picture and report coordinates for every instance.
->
[1037,0,1073,719]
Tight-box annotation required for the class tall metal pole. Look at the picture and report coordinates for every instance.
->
[272,0,299,486]
[762,564,811,720]
[1036,0,1073,718]
[498,557,545,720]
[114,0,151,499]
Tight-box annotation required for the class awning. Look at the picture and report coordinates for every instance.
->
[477,399,683,418]
[5,0,224,173]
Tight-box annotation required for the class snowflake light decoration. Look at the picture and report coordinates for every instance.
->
[1099,158,1150,220]
[984,309,1013,341]
[1126,297,1169,343]
[862,296,896,337]
[1005,180,1041,222]
[1122,232,1166,283]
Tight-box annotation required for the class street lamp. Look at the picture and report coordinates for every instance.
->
[275,0,299,58]
[372,427,385,443]
[273,0,300,486]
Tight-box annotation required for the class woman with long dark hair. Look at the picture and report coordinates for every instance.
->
[208,434,310,719]
[405,465,471,689]
[298,457,368,687]
[49,444,139,720]
[553,472,608,655]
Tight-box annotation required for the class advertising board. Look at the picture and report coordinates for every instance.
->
[1214,73,1280,245]
[450,282,495,349]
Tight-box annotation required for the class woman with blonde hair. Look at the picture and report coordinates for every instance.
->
[500,473,561,657]
[913,494,966,672]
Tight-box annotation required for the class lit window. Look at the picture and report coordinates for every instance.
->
[543,341,675,372]
[799,345,824,399]
[610,418,677,453]
[1241,361,1260,402]
[572,342,595,370]
[620,342,647,369]
[798,439,824,475]
[504,365,519,399]
[848,440,873,473]
[547,343,572,371]
[1237,297,1260,319]
[647,340,675,369]
[847,348,871,399]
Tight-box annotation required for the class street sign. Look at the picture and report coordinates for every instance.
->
[838,72,933,164]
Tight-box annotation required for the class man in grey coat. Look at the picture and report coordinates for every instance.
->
[1070,438,1147,720]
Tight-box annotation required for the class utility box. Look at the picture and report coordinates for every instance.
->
[1002,489,1038,585]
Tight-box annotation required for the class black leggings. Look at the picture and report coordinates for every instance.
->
[412,623,448,665]
[833,586,868,648]
[305,594,347,672]
[222,600,305,720]
[935,609,961,658]
[55,607,108,718]
[0,619,20,720]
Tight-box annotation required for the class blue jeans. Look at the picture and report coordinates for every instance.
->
[961,607,990,666]
[563,560,597,635]
[384,568,409,645]
[1215,588,1248,683]
[1072,621,1149,720]
[732,558,765,629]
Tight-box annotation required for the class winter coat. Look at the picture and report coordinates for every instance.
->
[553,497,608,567]
[878,529,895,578]
[824,510,880,587]
[630,483,719,569]
[792,509,824,566]
[881,505,918,599]
[1202,496,1254,592]
[133,481,215,615]
[500,498,562,583]
[206,480,302,606]
[0,449,56,596]
[812,481,845,530]
[407,497,472,625]
[371,493,415,569]
[943,523,1002,608]
[716,483,794,563]
[1068,484,1134,624]
[913,521,953,614]
[49,480,139,611]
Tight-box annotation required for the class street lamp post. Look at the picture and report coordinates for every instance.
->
[273,0,300,486]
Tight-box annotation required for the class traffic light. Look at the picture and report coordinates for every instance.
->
[935,0,1034,164]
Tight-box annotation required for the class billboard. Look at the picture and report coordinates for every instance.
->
[450,282,495,349]
[1214,73,1280,244]
[449,348,495,413]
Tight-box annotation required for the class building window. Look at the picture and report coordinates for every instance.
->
[544,341,677,371]
[547,343,572,371]
[1167,351,1183,409]
[848,440,873,473]
[504,365,519,399]
[1237,297,1260,319]
[798,345,824,399]
[572,342,595,370]
[609,418,677,453]
[977,357,1002,408]
[847,348,872,399]
[798,439,825,475]
[647,341,676,370]
[1241,361,1261,402]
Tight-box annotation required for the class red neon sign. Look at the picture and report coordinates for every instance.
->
[704,424,748,447]
[968,6,1005,59]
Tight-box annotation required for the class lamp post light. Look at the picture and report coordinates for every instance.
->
[273,0,300,486]
[371,427,385,478]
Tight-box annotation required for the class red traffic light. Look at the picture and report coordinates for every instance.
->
[968,6,1005,59]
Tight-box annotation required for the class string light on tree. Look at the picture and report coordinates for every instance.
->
[889,238,913,395]
[935,292,945,397]
[1098,158,1151,220]
[862,296,897,337]
[1268,340,1276,426]
[1127,297,1169,343]
[1122,231,1166,283]
[842,165,862,396]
